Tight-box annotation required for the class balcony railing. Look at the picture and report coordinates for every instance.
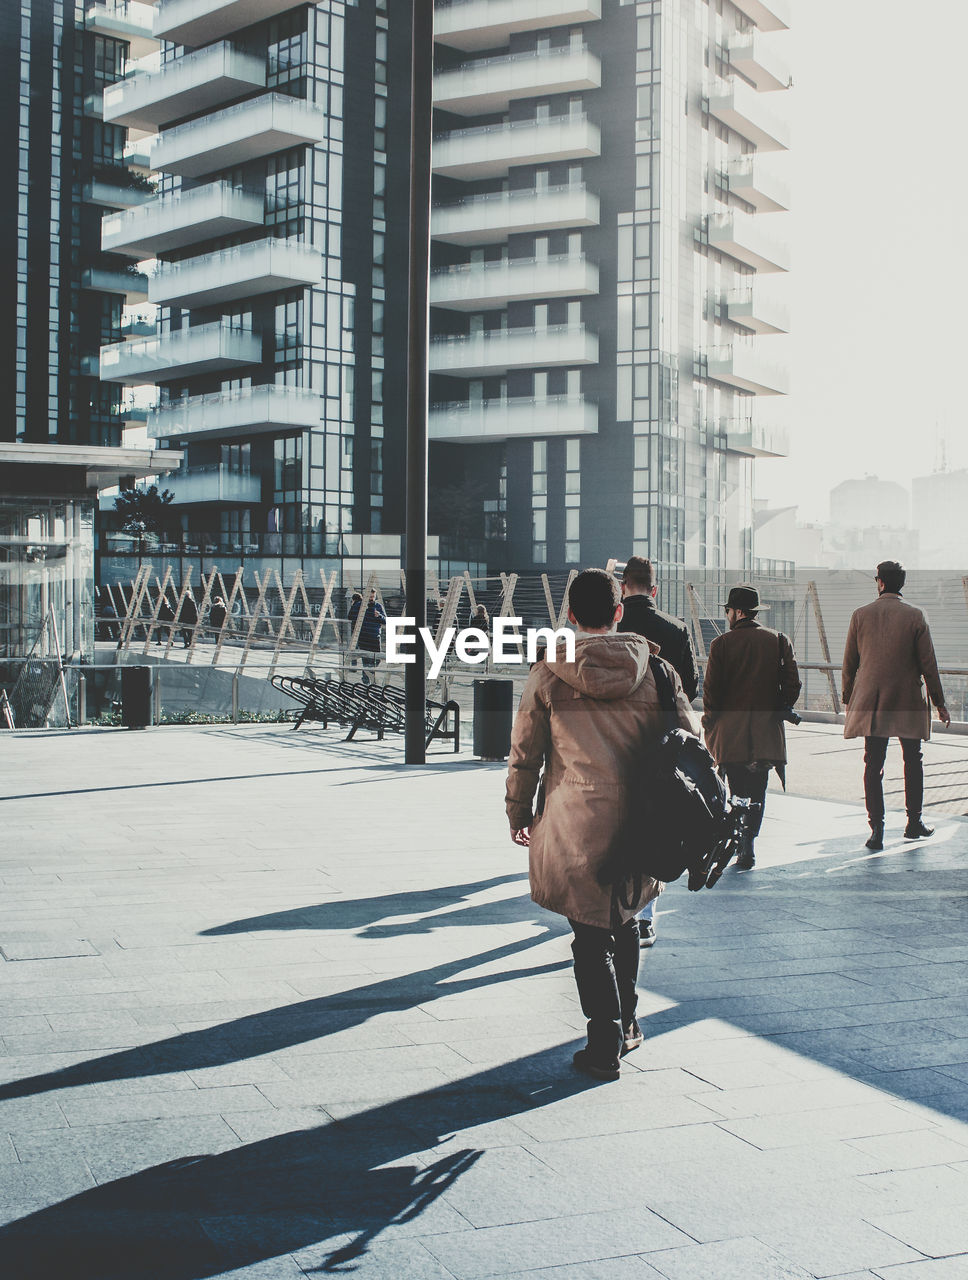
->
[149,237,323,309]
[728,31,791,94]
[430,253,599,310]
[729,0,791,33]
[703,345,789,396]
[154,0,301,48]
[99,320,262,385]
[434,46,602,116]
[706,80,790,151]
[147,384,320,441]
[429,393,598,443]
[151,93,327,180]
[433,114,601,180]
[725,421,790,457]
[726,155,790,213]
[432,183,600,245]
[83,179,155,210]
[162,464,262,505]
[103,42,266,132]
[434,0,602,52]
[429,323,598,376]
[101,182,264,258]
[708,211,789,273]
[81,265,150,303]
[725,286,790,335]
[85,1,159,58]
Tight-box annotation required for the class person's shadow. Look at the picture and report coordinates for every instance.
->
[0,1044,597,1279]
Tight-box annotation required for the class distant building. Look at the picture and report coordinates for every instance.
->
[912,469,968,569]
[829,477,910,531]
[754,502,822,567]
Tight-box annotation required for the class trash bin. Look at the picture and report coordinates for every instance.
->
[121,665,152,729]
[473,678,513,760]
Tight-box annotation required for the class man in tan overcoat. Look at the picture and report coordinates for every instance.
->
[842,560,949,851]
[506,569,697,1081]
[702,584,801,870]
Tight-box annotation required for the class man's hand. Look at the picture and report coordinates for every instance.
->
[938,705,951,727]
[511,827,531,847]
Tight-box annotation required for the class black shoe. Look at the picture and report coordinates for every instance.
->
[638,920,656,949]
[904,819,934,840]
[735,848,755,870]
[572,1048,621,1081]
[621,1019,644,1056]
[865,824,884,851]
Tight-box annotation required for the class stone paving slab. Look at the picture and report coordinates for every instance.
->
[0,723,967,1277]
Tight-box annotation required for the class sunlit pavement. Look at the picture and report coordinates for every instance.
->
[1,723,967,1279]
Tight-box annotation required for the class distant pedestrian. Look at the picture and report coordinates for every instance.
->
[616,555,700,946]
[209,597,228,638]
[157,596,175,644]
[179,591,198,649]
[702,584,801,870]
[348,590,387,683]
[470,604,490,634]
[842,560,950,851]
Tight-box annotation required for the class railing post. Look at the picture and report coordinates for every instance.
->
[232,672,239,724]
[77,671,86,726]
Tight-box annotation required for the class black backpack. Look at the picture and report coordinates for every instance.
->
[611,656,740,897]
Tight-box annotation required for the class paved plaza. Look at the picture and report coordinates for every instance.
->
[1,722,968,1279]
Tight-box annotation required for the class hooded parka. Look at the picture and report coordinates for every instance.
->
[505,632,699,931]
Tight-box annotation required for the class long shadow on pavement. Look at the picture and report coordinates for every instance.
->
[0,1045,597,1280]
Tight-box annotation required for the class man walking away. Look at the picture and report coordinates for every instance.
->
[348,590,387,683]
[702,584,801,870]
[506,569,698,1081]
[842,560,949,851]
[617,555,699,947]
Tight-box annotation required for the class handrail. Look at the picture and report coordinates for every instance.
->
[434,181,591,210]
[432,252,588,277]
[432,393,588,412]
[151,235,318,278]
[435,113,592,143]
[158,91,323,140]
[439,45,592,76]
[153,384,315,414]
[430,322,591,347]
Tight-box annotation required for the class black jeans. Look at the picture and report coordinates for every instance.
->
[864,736,923,825]
[568,918,640,1063]
[723,764,769,839]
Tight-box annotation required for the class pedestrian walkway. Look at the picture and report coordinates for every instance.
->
[1,724,967,1279]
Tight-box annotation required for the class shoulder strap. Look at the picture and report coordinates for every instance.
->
[648,653,679,733]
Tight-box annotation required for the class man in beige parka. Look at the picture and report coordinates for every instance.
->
[506,569,698,1081]
[842,560,950,851]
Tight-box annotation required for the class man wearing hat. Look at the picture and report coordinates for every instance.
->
[701,585,802,869]
[842,560,949,851]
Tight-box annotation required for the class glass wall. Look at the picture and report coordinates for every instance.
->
[0,497,95,661]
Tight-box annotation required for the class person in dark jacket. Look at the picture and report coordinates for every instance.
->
[348,590,387,682]
[616,556,699,945]
[209,597,228,638]
[178,591,198,649]
[702,584,801,869]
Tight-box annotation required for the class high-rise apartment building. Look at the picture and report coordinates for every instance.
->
[94,0,410,557]
[428,0,792,585]
[0,0,179,660]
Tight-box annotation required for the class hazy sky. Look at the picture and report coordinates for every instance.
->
[754,0,968,524]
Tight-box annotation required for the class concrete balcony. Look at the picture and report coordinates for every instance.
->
[431,253,599,310]
[729,0,790,33]
[707,81,790,151]
[432,184,600,245]
[103,43,266,132]
[123,139,154,174]
[149,238,322,310]
[163,465,262,505]
[726,286,790,335]
[728,31,791,93]
[434,47,602,116]
[708,212,789,273]
[85,2,159,58]
[434,0,601,51]
[433,115,600,180]
[81,265,150,303]
[429,394,598,443]
[147,384,319,441]
[101,182,264,258]
[429,324,598,376]
[725,421,790,457]
[704,345,789,396]
[152,94,327,180]
[83,180,155,211]
[154,0,299,47]
[99,321,262,385]
[727,155,790,213]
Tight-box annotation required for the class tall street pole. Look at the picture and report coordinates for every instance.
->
[404,0,434,764]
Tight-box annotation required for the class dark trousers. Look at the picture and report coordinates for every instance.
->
[864,736,923,825]
[723,765,769,839]
[568,918,640,1063]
